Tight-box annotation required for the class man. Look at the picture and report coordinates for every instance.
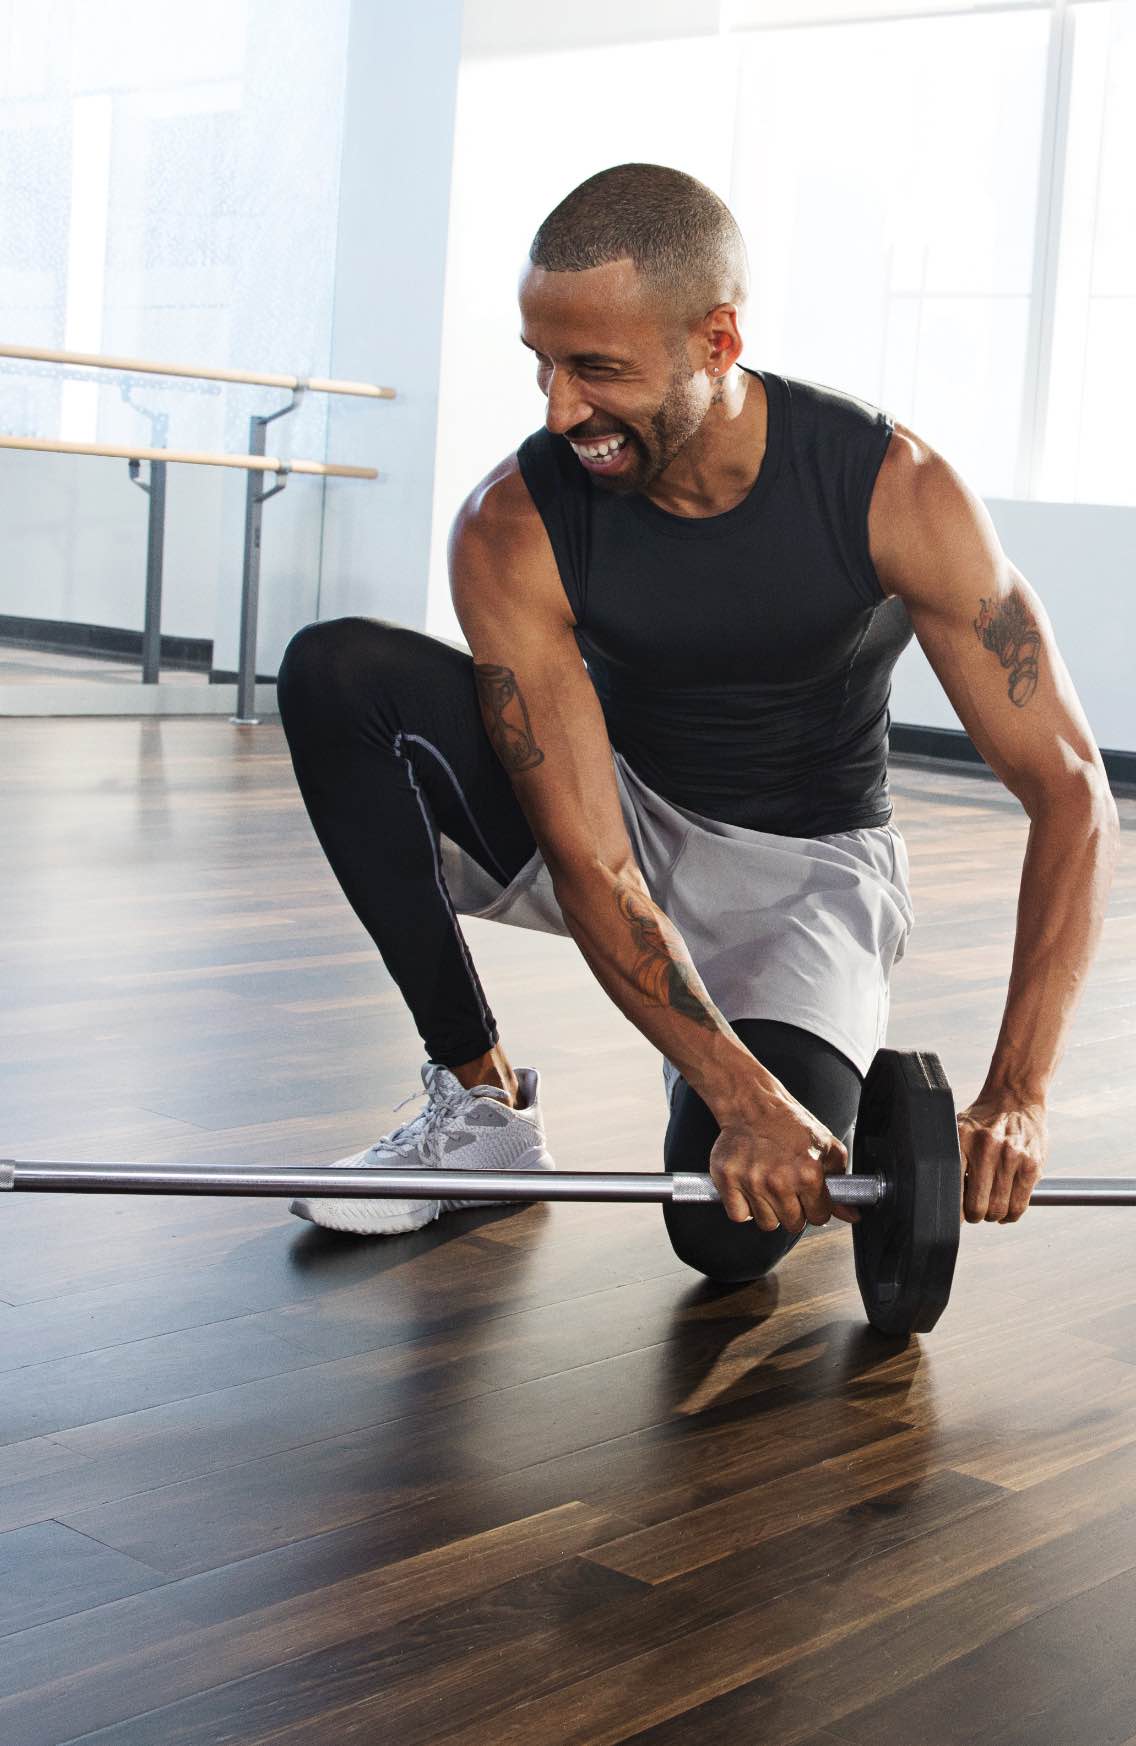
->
[276,163,1118,1275]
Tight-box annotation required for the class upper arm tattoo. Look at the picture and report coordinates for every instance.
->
[973,593,1042,708]
[613,872,721,1032]
[473,662,545,772]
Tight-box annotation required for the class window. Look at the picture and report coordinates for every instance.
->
[1039,0,1136,504]
[730,7,1051,498]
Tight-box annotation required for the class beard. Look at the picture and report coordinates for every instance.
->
[589,354,707,496]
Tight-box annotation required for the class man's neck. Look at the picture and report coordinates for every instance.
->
[643,368,767,520]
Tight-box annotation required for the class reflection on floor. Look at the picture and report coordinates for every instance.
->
[0,644,211,685]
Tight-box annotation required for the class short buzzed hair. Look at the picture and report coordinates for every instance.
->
[529,163,749,326]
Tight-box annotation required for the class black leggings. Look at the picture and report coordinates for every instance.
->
[277,617,863,1282]
[277,615,536,1068]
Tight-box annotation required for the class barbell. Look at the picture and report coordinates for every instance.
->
[3,1049,1131,1337]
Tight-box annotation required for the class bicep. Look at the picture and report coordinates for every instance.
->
[909,568,1101,803]
[449,497,636,885]
[468,621,635,884]
[887,453,1106,808]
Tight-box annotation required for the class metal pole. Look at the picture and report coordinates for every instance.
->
[0,1161,883,1201]
[2,1160,1135,1206]
[141,458,166,684]
[0,1162,731,1201]
[128,451,168,686]
[1026,1180,1136,1206]
[232,391,302,726]
[123,399,171,684]
[233,416,269,725]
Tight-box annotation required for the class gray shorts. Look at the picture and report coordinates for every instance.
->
[438,747,914,1078]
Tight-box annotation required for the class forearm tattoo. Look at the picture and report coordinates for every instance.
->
[613,872,719,1031]
[973,593,1042,707]
[473,663,545,773]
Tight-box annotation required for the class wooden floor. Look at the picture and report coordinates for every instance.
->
[1,716,1134,1746]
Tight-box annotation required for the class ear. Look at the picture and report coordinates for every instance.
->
[699,303,744,377]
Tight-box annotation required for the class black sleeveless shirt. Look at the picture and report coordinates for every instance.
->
[515,367,913,838]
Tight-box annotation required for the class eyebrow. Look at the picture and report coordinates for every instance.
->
[519,336,628,368]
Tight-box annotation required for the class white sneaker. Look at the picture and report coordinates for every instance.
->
[289,1062,554,1236]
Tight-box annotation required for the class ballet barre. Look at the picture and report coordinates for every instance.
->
[0,435,377,478]
[0,342,394,715]
[0,342,395,400]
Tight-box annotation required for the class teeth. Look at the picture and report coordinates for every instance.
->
[575,435,626,460]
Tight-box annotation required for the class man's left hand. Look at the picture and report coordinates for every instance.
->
[956,1096,1047,1223]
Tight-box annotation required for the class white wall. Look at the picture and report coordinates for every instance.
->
[314,0,462,636]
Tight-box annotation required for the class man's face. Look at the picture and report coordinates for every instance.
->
[518,258,710,495]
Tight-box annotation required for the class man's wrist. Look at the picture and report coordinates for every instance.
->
[975,1064,1050,1108]
[703,1057,785,1126]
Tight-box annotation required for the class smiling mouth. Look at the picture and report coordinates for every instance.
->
[568,433,630,471]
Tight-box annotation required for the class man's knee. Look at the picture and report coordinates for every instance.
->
[277,616,403,711]
[278,619,451,757]
[659,1020,862,1284]
[662,1203,802,1284]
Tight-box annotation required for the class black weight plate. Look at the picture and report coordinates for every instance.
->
[851,1048,961,1336]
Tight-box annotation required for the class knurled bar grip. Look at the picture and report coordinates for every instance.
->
[2,1160,1133,1204]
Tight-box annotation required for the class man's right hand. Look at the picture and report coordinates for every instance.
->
[708,1090,854,1232]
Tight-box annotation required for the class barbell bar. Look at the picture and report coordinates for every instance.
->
[2,1160,1134,1205]
[3,1049,1132,1337]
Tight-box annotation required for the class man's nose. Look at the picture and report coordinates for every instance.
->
[543,367,593,437]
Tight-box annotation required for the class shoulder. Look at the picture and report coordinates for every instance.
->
[454,426,580,535]
[455,451,532,535]
[870,418,929,525]
[449,450,577,625]
[451,451,544,565]
[867,419,1009,604]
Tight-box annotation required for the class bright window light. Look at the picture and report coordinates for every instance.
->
[59,93,112,441]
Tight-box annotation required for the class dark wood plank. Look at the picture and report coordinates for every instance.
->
[834,1562,1136,1745]
[363,1440,1136,1746]
[619,1454,1136,1746]
[1,1469,993,1746]
[0,1521,168,1637]
[0,1513,643,1746]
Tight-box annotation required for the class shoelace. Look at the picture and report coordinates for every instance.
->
[379,1071,471,1169]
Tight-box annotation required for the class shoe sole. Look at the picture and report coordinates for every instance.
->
[289,1143,556,1236]
[288,1195,440,1235]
